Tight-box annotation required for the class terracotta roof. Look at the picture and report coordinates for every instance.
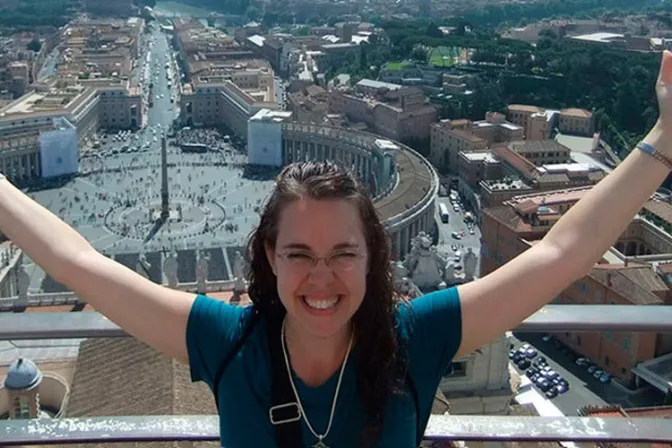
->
[482,205,532,234]
[643,198,672,225]
[63,337,218,448]
[508,104,544,114]
[561,108,593,118]
[492,145,538,180]
[510,140,570,155]
[514,199,538,215]
[589,264,666,305]
[450,128,486,143]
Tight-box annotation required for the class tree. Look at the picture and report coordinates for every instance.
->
[426,23,443,39]
[410,46,429,63]
[27,38,41,53]
[245,5,260,22]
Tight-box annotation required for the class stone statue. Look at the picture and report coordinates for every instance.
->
[163,250,179,288]
[196,250,211,293]
[136,253,151,280]
[16,261,30,308]
[233,250,247,295]
[444,259,457,284]
[463,248,478,281]
[403,232,447,291]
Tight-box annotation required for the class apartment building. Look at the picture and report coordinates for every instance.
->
[479,142,605,207]
[0,78,142,183]
[457,151,502,190]
[329,79,437,142]
[481,187,672,387]
[60,18,144,80]
[180,69,278,138]
[172,18,255,81]
[507,104,594,140]
[559,108,595,136]
[429,112,523,173]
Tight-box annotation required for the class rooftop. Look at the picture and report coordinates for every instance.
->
[250,109,293,123]
[508,104,544,113]
[510,140,571,155]
[643,197,672,225]
[356,79,402,92]
[561,108,593,118]
[462,151,499,163]
[569,32,624,43]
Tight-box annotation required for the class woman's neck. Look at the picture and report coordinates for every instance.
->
[284,318,353,387]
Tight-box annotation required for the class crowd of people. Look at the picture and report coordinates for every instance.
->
[175,128,235,153]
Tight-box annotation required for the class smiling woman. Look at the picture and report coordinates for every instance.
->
[186,161,462,447]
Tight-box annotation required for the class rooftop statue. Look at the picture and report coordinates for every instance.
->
[402,232,448,291]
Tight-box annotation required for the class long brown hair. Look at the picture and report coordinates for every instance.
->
[245,160,407,446]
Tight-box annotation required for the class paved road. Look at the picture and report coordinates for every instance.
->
[511,332,664,413]
[37,48,59,82]
[435,194,481,277]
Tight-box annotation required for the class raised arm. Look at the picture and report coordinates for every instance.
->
[454,50,672,359]
[0,176,195,364]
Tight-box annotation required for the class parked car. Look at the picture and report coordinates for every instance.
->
[536,377,552,392]
[533,356,547,367]
[517,359,531,370]
[545,387,559,399]
[599,373,612,384]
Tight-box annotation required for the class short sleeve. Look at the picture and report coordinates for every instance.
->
[186,295,246,387]
[403,286,462,380]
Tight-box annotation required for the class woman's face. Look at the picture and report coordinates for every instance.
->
[266,197,368,339]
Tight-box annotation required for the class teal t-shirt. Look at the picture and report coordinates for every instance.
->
[186,287,462,447]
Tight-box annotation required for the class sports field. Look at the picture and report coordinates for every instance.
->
[429,46,462,67]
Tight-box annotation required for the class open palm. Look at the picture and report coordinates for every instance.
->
[656,50,672,128]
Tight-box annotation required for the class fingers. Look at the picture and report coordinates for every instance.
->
[659,50,672,85]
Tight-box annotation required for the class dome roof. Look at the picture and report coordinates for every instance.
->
[4,357,42,391]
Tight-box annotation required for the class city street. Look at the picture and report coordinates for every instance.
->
[435,194,482,277]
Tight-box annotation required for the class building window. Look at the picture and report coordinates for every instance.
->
[12,396,30,419]
[444,361,468,378]
[577,336,582,346]
[622,336,631,351]
[605,356,610,366]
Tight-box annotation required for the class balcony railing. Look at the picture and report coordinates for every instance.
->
[1,304,672,446]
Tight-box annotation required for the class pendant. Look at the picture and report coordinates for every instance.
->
[312,440,329,448]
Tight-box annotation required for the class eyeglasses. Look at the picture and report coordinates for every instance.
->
[276,250,366,272]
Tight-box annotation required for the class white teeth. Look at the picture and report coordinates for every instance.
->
[304,296,339,310]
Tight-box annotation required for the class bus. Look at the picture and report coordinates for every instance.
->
[439,203,450,224]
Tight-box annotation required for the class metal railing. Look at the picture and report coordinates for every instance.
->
[1,305,672,445]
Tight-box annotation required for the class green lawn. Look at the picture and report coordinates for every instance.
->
[429,46,462,67]
[383,61,411,71]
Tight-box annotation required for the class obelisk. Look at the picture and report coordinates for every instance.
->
[161,134,169,220]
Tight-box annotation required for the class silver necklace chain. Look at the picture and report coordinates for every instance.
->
[281,318,354,445]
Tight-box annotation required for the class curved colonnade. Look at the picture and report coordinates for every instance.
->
[281,123,438,259]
